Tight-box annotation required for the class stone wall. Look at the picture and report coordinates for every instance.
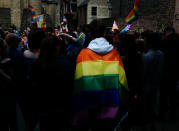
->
[174,0,179,33]
[0,8,11,30]
[0,0,64,30]
[77,0,84,6]
[87,0,110,24]
[46,3,57,26]
[111,0,176,31]
[78,5,87,26]
[11,0,23,30]
[0,0,11,30]
[0,0,11,8]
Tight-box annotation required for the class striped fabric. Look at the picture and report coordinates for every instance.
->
[78,32,85,39]
[73,48,128,125]
[125,0,139,24]
[28,5,36,22]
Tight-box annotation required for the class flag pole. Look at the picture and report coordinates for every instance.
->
[137,20,140,33]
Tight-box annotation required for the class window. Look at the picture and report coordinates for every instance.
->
[91,7,97,16]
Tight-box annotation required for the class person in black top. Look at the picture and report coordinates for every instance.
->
[30,36,74,131]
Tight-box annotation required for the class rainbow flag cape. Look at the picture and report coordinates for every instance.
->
[125,0,139,24]
[28,5,36,22]
[112,20,119,31]
[72,48,128,125]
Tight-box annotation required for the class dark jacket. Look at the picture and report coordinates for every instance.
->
[30,55,74,111]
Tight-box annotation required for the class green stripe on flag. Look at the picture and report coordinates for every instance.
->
[74,74,119,94]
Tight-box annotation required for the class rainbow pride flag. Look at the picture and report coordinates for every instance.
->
[121,24,132,33]
[125,0,139,24]
[28,5,36,22]
[112,20,119,31]
[23,36,28,45]
[72,48,128,125]
[134,0,139,11]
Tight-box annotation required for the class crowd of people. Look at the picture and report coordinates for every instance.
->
[0,20,179,131]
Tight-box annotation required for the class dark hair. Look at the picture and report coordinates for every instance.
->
[30,21,38,29]
[28,28,45,52]
[5,33,20,48]
[144,32,161,49]
[10,24,17,30]
[39,36,66,68]
[164,26,175,34]
[89,19,106,39]
[82,24,90,33]
[45,26,54,33]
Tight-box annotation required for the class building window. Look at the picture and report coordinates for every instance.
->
[91,7,97,16]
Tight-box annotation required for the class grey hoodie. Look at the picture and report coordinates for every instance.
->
[87,37,113,55]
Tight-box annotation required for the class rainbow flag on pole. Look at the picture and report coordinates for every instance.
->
[72,48,128,125]
[125,0,139,24]
[121,24,132,33]
[28,5,36,22]
[134,0,139,11]
[112,20,119,31]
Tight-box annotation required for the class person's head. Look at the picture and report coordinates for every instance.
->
[54,27,59,36]
[26,26,31,34]
[112,30,120,44]
[10,24,17,30]
[30,21,38,30]
[136,38,145,54]
[28,28,45,52]
[89,19,106,39]
[61,21,65,27]
[77,25,82,33]
[5,33,20,48]
[82,24,90,34]
[0,38,8,61]
[39,36,66,63]
[8,26,14,33]
[22,30,27,37]
[45,26,54,36]
[144,32,161,50]
[164,26,175,37]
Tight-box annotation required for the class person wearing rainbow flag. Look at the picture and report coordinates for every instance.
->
[72,19,128,131]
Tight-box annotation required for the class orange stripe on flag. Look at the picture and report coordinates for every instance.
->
[76,48,124,68]
[125,9,135,22]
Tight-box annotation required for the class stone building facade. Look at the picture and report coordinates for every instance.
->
[77,0,112,26]
[0,0,71,31]
[111,0,179,32]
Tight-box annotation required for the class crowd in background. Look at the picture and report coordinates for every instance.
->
[0,20,179,131]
